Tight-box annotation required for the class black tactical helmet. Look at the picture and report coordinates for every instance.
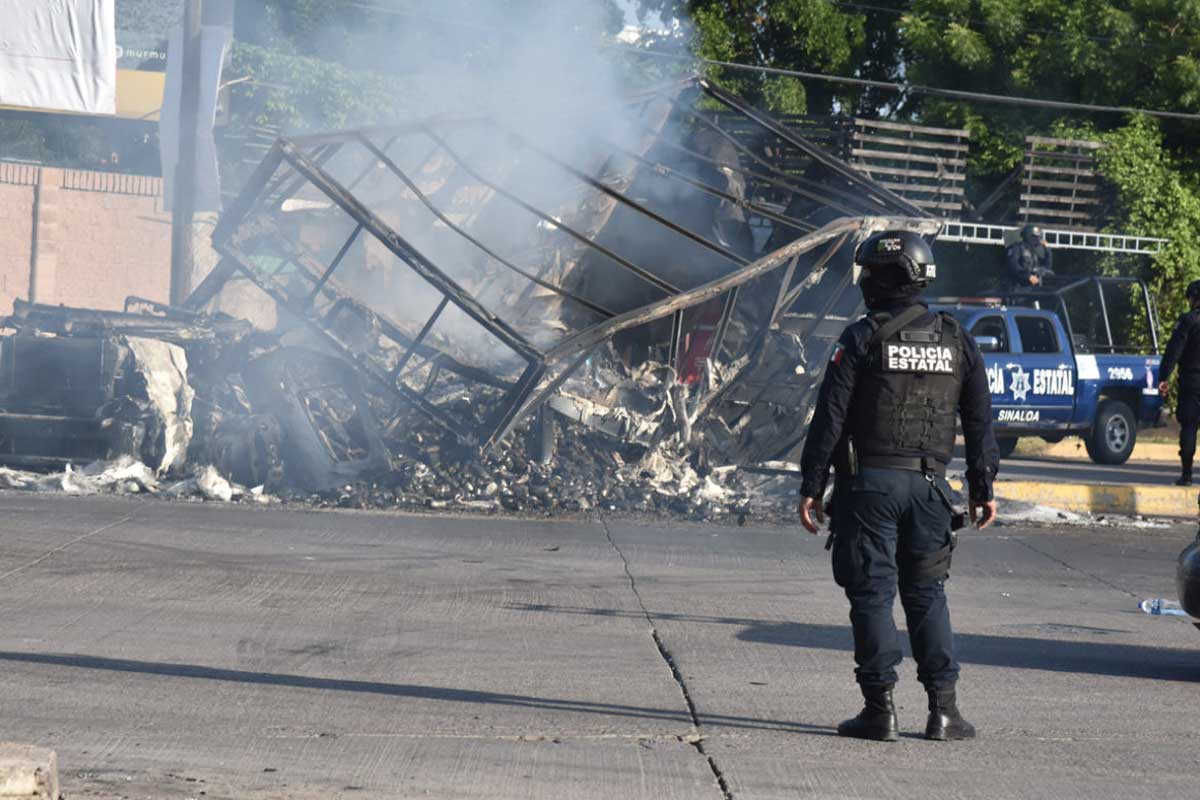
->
[1187,279,1200,302]
[1021,223,1044,243]
[855,230,936,285]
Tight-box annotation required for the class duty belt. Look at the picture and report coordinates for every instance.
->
[858,455,947,477]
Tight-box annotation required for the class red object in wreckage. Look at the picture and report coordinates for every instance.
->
[676,298,726,385]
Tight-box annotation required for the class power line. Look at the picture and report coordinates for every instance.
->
[610,45,1200,122]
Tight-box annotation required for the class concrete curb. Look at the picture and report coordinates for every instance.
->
[0,744,58,799]
[993,479,1198,518]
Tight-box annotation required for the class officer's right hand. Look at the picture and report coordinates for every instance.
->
[799,496,825,534]
[971,499,998,530]
[1029,275,1040,286]
[1159,380,1170,398]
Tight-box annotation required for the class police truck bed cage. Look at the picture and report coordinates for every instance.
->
[933,277,1160,355]
[1004,276,1161,355]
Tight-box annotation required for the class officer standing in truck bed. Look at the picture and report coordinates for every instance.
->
[798,230,999,742]
[1006,223,1055,289]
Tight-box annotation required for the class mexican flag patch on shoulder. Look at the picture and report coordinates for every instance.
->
[831,344,845,365]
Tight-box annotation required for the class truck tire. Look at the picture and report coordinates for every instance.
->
[997,437,1019,459]
[1085,400,1137,465]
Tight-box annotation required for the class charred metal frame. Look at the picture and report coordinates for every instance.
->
[199,77,932,450]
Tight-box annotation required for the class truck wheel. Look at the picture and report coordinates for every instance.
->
[1085,400,1137,465]
[997,437,1019,459]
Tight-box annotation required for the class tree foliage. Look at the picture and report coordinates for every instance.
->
[899,0,1200,187]
[898,3,1200,319]
[1088,116,1200,322]
[902,0,1200,122]
[225,44,414,133]
[638,0,905,114]
[635,1,1200,325]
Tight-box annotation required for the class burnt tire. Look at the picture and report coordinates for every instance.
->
[1085,400,1137,465]
[997,437,1019,459]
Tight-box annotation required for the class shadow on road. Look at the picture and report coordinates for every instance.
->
[0,650,833,735]
[740,622,1199,682]
[506,604,1200,682]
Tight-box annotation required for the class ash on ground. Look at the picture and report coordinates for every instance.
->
[292,420,796,521]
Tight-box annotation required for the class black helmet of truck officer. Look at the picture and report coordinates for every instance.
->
[1187,279,1200,304]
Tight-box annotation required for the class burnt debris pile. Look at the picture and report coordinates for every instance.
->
[0,77,939,518]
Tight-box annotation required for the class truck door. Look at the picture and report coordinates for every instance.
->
[969,314,1024,429]
[1011,314,1075,428]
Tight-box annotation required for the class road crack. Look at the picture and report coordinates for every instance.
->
[599,516,733,800]
[1013,535,1139,599]
[0,510,139,581]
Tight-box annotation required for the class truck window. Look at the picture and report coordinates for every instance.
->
[970,316,1009,352]
[1015,316,1060,354]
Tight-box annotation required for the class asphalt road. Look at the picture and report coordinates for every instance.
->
[1,493,1198,799]
[953,454,1183,486]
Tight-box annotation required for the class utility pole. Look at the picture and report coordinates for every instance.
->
[169,0,203,306]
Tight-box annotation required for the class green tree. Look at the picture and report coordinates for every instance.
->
[640,1,1200,173]
[1087,115,1200,326]
[903,0,1200,121]
[900,1,1200,187]
[637,0,901,115]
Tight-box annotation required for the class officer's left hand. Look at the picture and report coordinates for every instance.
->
[799,496,825,533]
[971,499,998,530]
[1159,380,1170,398]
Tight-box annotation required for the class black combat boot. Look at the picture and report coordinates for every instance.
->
[1177,455,1193,486]
[837,685,898,742]
[924,687,976,741]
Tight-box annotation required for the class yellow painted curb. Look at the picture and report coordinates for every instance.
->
[952,477,1199,518]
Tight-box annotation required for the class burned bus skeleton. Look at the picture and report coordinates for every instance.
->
[0,77,936,514]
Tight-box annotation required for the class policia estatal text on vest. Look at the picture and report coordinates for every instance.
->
[798,230,1000,743]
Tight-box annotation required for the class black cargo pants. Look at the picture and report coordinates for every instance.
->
[830,467,959,690]
[1177,376,1200,474]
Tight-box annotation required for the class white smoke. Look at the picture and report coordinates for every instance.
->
[239,1,702,371]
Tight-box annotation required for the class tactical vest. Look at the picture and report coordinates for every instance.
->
[848,309,964,464]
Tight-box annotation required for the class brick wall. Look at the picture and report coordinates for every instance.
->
[0,164,37,313]
[0,165,175,315]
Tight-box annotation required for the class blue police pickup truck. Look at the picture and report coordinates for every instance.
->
[932,276,1165,465]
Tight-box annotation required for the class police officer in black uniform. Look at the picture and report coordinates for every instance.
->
[798,230,999,742]
[1006,224,1054,289]
[1157,279,1200,486]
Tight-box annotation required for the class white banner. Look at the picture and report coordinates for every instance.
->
[0,0,116,114]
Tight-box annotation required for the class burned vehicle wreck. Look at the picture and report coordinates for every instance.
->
[0,77,938,516]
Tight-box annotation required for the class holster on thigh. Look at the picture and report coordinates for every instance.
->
[829,517,863,589]
[900,531,956,583]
